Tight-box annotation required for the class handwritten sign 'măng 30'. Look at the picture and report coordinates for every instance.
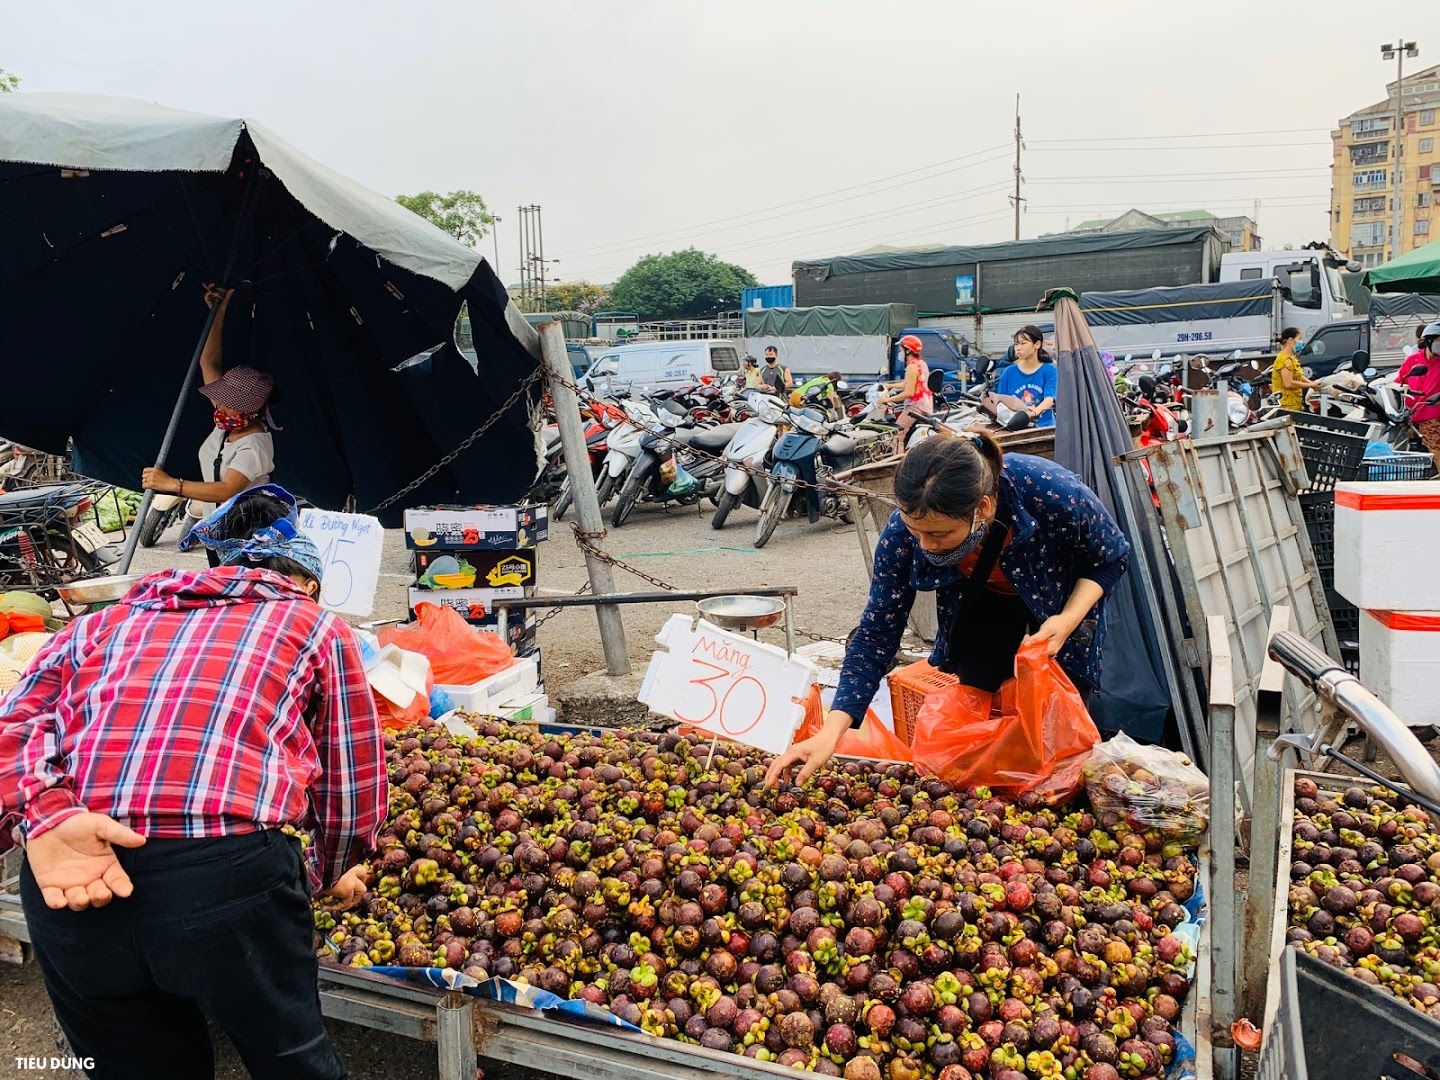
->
[638,614,816,755]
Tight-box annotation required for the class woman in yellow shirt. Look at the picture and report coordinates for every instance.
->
[1271,326,1321,412]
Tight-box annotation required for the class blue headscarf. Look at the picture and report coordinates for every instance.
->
[180,484,324,584]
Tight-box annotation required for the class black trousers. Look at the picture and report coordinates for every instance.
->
[21,829,346,1080]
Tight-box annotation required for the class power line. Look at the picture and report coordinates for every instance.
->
[578,179,1016,278]
[557,143,1011,258]
[1027,141,1326,152]
[1027,127,1331,143]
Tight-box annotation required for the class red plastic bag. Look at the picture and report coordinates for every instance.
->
[378,602,516,686]
[908,640,1099,799]
[793,685,914,763]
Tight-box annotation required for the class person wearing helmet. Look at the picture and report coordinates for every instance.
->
[1400,320,1440,461]
[878,334,934,449]
[742,355,765,389]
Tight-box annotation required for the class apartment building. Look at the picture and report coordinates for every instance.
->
[1331,63,1440,267]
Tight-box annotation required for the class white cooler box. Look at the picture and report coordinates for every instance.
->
[1359,609,1440,727]
[1335,482,1440,611]
[439,655,539,714]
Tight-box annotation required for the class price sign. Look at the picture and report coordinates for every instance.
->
[297,508,384,617]
[638,614,816,755]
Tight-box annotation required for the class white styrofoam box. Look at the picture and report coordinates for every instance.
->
[438,656,539,714]
[1335,482,1440,610]
[1359,608,1440,728]
[497,693,549,723]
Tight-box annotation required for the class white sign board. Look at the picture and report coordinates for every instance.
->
[638,614,816,755]
[297,509,384,617]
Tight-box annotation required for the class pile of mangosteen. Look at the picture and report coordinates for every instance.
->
[1285,776,1440,1018]
[316,720,1201,1079]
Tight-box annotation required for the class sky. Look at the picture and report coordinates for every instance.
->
[4,0,1434,288]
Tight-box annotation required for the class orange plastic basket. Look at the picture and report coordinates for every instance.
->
[886,661,957,746]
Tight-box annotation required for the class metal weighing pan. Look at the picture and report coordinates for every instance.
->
[695,595,785,633]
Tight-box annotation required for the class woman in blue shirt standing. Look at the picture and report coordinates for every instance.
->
[996,325,1057,428]
[765,432,1128,787]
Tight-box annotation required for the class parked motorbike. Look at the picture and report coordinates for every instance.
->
[0,482,121,594]
[754,409,883,548]
[592,394,659,508]
[711,390,786,530]
[611,399,736,527]
[552,398,627,520]
[137,492,196,548]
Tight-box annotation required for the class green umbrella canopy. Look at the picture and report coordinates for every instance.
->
[1363,237,1440,294]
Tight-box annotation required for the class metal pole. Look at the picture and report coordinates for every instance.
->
[536,205,546,312]
[491,215,502,281]
[538,322,631,675]
[1394,43,1405,261]
[435,993,477,1080]
[117,299,224,574]
[1205,616,1239,1080]
[1011,94,1023,241]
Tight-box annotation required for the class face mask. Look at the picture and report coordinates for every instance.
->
[214,409,252,432]
[920,510,989,567]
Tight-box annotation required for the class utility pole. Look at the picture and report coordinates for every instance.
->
[537,322,631,676]
[490,215,502,282]
[1382,37,1420,261]
[1010,94,1025,241]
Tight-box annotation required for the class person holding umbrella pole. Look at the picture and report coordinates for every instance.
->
[141,284,279,561]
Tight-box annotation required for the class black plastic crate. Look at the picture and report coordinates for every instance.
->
[1325,588,1359,633]
[1299,492,1336,577]
[1257,947,1440,1080]
[1285,410,1373,438]
[1293,425,1368,491]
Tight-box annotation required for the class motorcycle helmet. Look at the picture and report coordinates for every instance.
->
[899,334,924,357]
[1422,321,1440,350]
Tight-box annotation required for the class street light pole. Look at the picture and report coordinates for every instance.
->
[1382,37,1420,261]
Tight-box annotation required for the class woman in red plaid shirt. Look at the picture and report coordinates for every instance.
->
[0,486,385,1080]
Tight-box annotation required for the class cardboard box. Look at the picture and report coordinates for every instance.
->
[1359,609,1440,727]
[413,548,539,590]
[403,503,548,550]
[1335,482,1440,610]
[409,586,533,618]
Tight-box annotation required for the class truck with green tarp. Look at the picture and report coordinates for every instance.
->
[741,302,970,384]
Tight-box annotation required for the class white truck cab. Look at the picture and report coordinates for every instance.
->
[1219,250,1355,336]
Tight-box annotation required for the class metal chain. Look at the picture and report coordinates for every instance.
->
[569,523,679,591]
[547,369,899,508]
[534,580,590,627]
[362,367,547,516]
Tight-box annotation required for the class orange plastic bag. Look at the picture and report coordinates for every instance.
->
[793,684,914,763]
[909,639,1099,799]
[378,602,516,686]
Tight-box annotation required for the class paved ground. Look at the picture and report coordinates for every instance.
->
[0,497,879,1080]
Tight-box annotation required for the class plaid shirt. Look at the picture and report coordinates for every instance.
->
[0,567,384,887]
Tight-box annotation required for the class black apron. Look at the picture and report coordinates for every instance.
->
[204,440,226,569]
[939,507,1037,692]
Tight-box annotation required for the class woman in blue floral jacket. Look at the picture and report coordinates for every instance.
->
[766,431,1129,787]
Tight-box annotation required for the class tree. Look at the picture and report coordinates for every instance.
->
[609,249,757,320]
[0,68,20,93]
[395,190,492,247]
[546,280,610,314]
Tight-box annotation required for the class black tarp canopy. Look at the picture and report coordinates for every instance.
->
[0,93,543,526]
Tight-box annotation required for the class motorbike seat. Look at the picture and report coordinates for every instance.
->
[0,484,84,510]
[680,424,738,454]
[822,435,858,460]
